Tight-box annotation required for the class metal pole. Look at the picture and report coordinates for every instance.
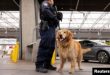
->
[19,0,22,60]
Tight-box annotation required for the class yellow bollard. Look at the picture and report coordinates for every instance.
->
[10,42,19,63]
[51,50,56,65]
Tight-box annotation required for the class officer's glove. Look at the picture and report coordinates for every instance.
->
[57,12,63,21]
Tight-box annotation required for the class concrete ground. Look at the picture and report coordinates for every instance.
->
[0,53,110,75]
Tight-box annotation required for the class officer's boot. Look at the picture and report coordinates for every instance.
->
[35,62,48,73]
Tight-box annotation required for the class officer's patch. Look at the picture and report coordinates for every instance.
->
[43,2,48,7]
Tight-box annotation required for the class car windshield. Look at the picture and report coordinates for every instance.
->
[90,40,107,46]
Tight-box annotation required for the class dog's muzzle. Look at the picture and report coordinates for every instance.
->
[59,34,66,42]
[59,34,62,39]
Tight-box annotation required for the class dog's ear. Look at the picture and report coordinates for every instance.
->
[56,30,60,41]
[68,30,73,39]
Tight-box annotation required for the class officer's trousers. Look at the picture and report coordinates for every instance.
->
[35,27,56,68]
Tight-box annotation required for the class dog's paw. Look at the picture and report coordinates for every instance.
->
[57,68,62,73]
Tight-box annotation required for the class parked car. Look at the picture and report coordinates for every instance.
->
[79,40,110,64]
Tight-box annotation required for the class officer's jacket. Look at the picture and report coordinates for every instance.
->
[40,1,59,27]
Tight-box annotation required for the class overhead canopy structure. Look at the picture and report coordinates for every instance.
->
[60,11,110,30]
[0,0,19,29]
[0,0,110,11]
[0,0,110,30]
[0,0,19,11]
[38,0,110,11]
[0,0,110,39]
[0,0,19,38]
[0,11,19,28]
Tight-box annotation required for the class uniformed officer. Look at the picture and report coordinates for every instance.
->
[35,0,62,73]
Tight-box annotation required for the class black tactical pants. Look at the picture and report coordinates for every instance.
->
[35,27,56,68]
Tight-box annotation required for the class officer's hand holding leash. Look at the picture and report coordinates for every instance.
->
[54,6,63,30]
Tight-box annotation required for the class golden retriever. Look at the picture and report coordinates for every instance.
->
[56,29,91,74]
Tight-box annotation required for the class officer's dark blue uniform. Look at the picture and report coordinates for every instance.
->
[35,0,59,73]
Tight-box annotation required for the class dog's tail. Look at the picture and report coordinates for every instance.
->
[82,48,91,54]
[76,41,91,54]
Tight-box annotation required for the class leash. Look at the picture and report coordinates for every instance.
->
[54,5,61,30]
